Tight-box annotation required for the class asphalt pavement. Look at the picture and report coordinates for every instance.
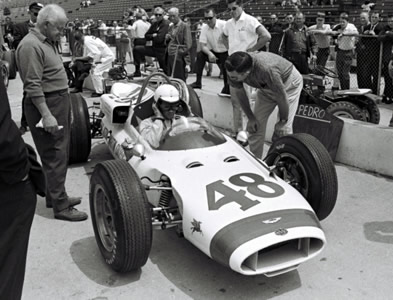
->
[6,70,393,300]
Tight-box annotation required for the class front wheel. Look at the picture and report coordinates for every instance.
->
[90,160,152,272]
[326,101,366,122]
[264,133,338,220]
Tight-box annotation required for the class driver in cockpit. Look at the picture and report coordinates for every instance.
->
[139,84,190,148]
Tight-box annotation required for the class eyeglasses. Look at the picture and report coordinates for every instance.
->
[228,6,239,11]
[204,16,214,21]
[47,22,65,32]
[155,13,163,17]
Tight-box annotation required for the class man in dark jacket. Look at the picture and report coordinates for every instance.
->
[133,6,170,76]
[166,7,192,81]
[13,2,44,135]
[281,12,316,74]
[266,14,283,54]
[378,15,393,103]
[0,72,37,300]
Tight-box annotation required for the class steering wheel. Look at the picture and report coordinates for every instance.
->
[314,65,338,78]
[136,72,172,105]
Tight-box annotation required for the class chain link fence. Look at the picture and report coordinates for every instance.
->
[269,32,389,96]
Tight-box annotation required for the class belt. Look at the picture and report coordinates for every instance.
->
[338,49,352,52]
[44,88,68,97]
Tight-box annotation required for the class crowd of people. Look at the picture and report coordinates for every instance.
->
[2,0,393,299]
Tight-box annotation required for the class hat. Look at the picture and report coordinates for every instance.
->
[29,2,44,11]
[317,12,326,18]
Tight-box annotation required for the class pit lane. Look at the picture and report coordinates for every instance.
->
[7,71,393,300]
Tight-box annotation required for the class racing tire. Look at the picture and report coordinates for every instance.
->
[90,160,152,272]
[187,85,203,118]
[326,101,366,122]
[363,98,380,124]
[264,133,338,220]
[2,50,16,79]
[69,93,91,164]
[0,62,9,88]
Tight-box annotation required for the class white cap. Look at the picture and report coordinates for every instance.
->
[154,84,180,103]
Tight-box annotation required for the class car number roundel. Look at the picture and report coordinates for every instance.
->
[206,172,285,211]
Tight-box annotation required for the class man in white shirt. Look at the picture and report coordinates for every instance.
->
[308,12,331,69]
[190,8,229,96]
[72,32,115,97]
[331,12,358,90]
[222,0,271,133]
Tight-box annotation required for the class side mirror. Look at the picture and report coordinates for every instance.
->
[132,143,146,160]
[236,131,249,147]
[121,139,146,160]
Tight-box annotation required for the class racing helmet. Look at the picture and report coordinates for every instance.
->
[154,84,180,103]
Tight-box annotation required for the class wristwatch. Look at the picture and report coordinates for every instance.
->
[280,119,288,123]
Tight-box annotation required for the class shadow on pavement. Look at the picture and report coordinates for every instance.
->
[364,221,393,244]
[70,236,142,287]
[149,229,301,299]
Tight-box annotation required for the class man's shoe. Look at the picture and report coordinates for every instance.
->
[19,126,28,135]
[206,71,212,77]
[190,82,202,89]
[46,196,82,209]
[54,207,88,222]
[70,88,82,93]
[132,72,142,77]
[218,87,231,97]
[91,92,103,98]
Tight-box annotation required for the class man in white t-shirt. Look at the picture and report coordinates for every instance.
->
[222,0,271,133]
[190,8,229,96]
[308,12,331,69]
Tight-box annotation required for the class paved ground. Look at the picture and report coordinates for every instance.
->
[6,69,393,300]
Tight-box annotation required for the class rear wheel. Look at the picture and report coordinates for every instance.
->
[264,133,338,220]
[69,93,91,164]
[363,98,380,124]
[326,101,366,121]
[187,85,203,118]
[2,50,16,79]
[90,160,152,272]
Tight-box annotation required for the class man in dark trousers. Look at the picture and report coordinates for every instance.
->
[13,2,44,135]
[190,7,230,96]
[0,72,37,300]
[133,6,170,77]
[378,15,393,103]
[16,4,87,221]
[281,12,316,74]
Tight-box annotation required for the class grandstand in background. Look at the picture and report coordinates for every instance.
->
[1,0,393,27]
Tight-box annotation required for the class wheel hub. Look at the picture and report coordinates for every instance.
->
[94,184,117,252]
[273,153,309,197]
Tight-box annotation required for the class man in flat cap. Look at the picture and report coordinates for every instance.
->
[13,2,44,135]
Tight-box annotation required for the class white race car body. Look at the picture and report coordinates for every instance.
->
[99,81,326,277]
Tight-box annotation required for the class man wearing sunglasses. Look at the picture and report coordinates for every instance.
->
[222,0,271,134]
[133,6,170,77]
[12,2,44,135]
[190,7,230,96]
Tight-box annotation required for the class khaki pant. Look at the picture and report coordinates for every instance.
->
[249,68,303,158]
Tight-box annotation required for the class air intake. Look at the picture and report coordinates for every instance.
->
[186,162,203,169]
[224,156,239,163]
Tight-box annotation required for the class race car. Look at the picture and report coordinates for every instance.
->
[71,72,338,277]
